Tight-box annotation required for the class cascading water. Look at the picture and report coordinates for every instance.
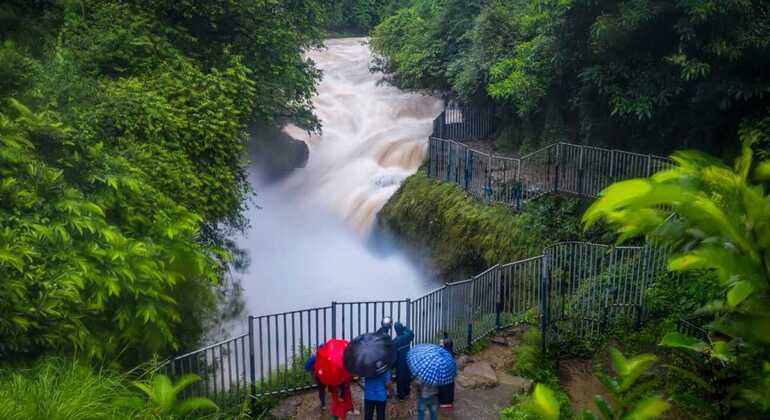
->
[283,38,444,234]
[231,38,444,322]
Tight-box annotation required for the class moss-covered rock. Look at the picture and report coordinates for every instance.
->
[377,171,612,278]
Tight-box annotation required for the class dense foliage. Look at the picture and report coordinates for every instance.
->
[0,0,325,362]
[372,0,770,155]
[584,138,770,416]
[320,0,410,34]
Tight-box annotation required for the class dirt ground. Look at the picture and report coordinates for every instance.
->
[558,358,608,414]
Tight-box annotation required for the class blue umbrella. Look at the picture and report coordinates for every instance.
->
[406,344,457,386]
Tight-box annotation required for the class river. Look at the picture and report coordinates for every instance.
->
[227,38,444,330]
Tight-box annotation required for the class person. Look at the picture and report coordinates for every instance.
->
[438,332,455,408]
[328,382,354,420]
[392,322,414,400]
[376,316,393,337]
[415,377,439,420]
[304,345,326,410]
[363,369,391,420]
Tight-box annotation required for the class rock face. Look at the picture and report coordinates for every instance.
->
[497,372,534,394]
[247,122,309,183]
[456,361,499,389]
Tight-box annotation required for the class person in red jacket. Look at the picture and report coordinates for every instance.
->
[328,381,354,420]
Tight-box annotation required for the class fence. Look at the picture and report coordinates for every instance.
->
[161,240,670,411]
[427,137,675,209]
[432,105,496,141]
[160,133,680,412]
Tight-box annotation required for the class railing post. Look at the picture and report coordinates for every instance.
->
[486,154,493,202]
[331,301,337,338]
[406,298,412,329]
[609,149,615,183]
[553,144,560,193]
[495,266,503,330]
[539,254,550,354]
[467,281,474,350]
[646,154,652,178]
[248,316,257,417]
[577,145,585,196]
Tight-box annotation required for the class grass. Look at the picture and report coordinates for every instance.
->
[0,357,135,420]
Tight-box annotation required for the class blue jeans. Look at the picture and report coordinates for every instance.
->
[417,396,438,420]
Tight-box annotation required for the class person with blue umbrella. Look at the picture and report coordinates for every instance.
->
[407,344,457,420]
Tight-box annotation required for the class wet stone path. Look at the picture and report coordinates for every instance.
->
[271,327,532,420]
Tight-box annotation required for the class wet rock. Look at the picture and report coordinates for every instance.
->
[497,373,533,394]
[457,355,474,369]
[490,336,508,346]
[456,361,498,389]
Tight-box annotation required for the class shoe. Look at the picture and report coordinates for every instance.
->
[440,404,453,409]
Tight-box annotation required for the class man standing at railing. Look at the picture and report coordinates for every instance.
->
[392,322,414,400]
[376,316,393,336]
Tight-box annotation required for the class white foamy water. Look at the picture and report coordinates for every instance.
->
[230,38,443,323]
[283,38,444,234]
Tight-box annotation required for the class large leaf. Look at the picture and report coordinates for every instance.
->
[659,332,707,353]
[625,396,671,420]
[532,383,560,420]
[174,397,219,415]
[727,281,755,307]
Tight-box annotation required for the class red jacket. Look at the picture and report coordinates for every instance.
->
[328,383,353,419]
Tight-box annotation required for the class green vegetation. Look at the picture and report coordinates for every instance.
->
[582,138,770,416]
[372,0,770,155]
[531,348,669,420]
[321,0,410,34]
[0,358,244,419]
[502,329,573,420]
[0,0,326,363]
[378,171,611,277]
[0,358,135,420]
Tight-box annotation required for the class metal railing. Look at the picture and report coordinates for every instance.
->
[161,241,670,410]
[427,137,675,209]
[161,133,680,412]
[431,105,496,141]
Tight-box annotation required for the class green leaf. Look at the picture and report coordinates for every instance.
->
[661,364,714,392]
[659,332,707,353]
[594,395,614,419]
[727,280,754,307]
[532,384,560,420]
[625,396,670,420]
[755,161,770,181]
[175,397,219,415]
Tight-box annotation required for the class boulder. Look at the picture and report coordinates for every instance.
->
[456,361,498,389]
[457,354,474,369]
[497,372,534,394]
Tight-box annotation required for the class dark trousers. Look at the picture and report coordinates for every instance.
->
[438,382,455,405]
[364,399,386,420]
[396,368,411,399]
[314,375,326,407]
